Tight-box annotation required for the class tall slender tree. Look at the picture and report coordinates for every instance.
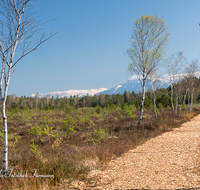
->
[148,74,161,118]
[0,0,57,174]
[185,59,199,111]
[167,51,186,113]
[126,15,170,125]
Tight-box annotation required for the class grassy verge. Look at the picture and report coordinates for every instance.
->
[0,105,199,189]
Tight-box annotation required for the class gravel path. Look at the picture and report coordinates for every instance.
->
[72,115,200,190]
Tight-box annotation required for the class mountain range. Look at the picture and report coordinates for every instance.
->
[32,72,200,98]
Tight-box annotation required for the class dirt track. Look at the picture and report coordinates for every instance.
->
[71,114,200,190]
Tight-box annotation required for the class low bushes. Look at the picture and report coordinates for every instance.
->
[0,105,199,189]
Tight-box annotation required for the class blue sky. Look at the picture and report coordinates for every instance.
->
[7,0,200,97]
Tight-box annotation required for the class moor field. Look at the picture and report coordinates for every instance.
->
[0,104,200,189]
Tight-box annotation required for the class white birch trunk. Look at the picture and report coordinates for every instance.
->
[138,77,146,125]
[0,59,7,175]
[1,5,21,174]
[0,0,57,175]
[36,98,38,108]
[2,67,11,175]
[171,84,174,111]
[188,92,190,108]
[190,88,194,111]
[2,99,8,175]
[1,29,19,174]
[182,90,187,109]
[175,95,178,114]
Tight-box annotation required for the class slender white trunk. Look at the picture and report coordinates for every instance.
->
[190,88,194,111]
[1,67,11,175]
[36,98,38,108]
[178,92,181,112]
[175,95,178,114]
[138,77,146,125]
[3,70,11,175]
[1,11,21,175]
[188,91,190,108]
[182,90,186,109]
[2,99,8,175]
[0,0,56,175]
[171,84,174,111]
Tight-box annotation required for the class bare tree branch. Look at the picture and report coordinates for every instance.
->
[0,0,58,175]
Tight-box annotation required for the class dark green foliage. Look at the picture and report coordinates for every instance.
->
[144,97,153,108]
[96,105,101,114]
[11,102,18,108]
[20,106,30,111]
[128,99,141,109]
[123,90,128,103]
[65,106,74,113]
[157,94,171,108]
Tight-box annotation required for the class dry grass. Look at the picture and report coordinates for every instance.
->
[0,105,199,189]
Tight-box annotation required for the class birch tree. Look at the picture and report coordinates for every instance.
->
[181,77,188,109]
[0,0,57,175]
[167,51,186,113]
[148,74,161,118]
[173,74,184,113]
[35,92,40,109]
[185,59,199,111]
[126,15,170,125]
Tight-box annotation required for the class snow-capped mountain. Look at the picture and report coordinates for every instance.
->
[99,78,142,95]
[99,75,166,95]
[99,71,200,95]
[32,88,108,98]
[32,72,200,98]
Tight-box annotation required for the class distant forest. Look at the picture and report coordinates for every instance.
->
[5,77,200,111]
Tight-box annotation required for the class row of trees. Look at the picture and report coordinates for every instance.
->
[167,52,199,113]
[6,76,200,111]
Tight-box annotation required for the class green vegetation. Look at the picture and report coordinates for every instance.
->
[0,128,18,148]
[29,140,41,156]
[0,98,199,189]
[1,64,200,189]
[90,128,108,144]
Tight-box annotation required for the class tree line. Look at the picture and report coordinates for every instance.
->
[6,76,200,111]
